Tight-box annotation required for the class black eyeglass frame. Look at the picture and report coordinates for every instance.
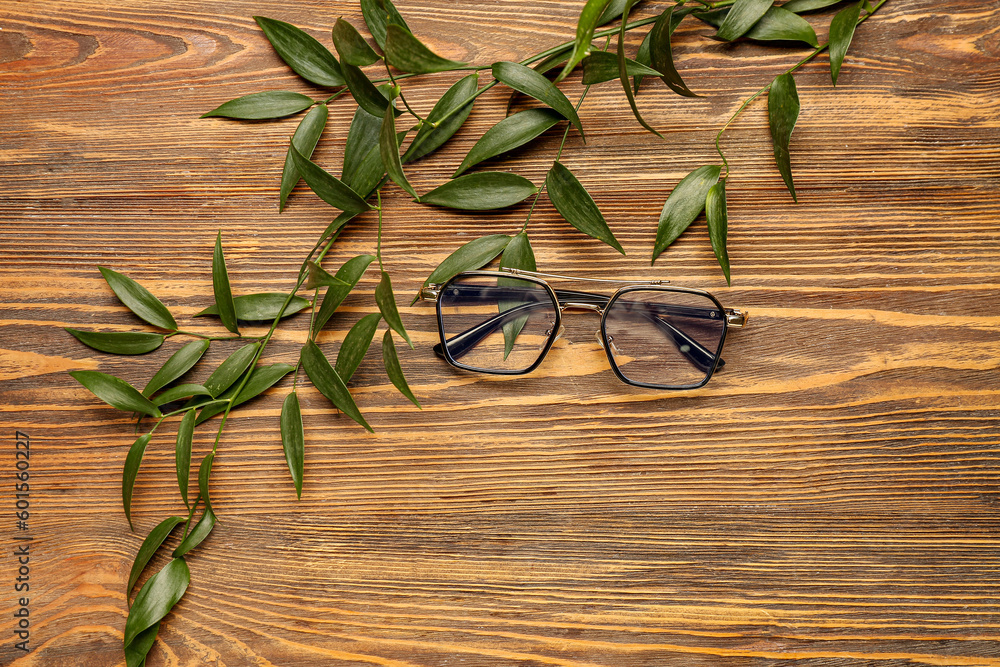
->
[434,270,563,377]
[423,269,747,390]
[600,284,730,390]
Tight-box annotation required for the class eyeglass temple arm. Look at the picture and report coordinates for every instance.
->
[646,315,722,372]
[434,290,724,370]
[433,300,549,360]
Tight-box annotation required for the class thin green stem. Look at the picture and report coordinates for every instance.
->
[402,82,498,159]
[201,220,340,500]
[170,330,255,342]
[321,89,349,105]
[714,0,890,179]
[554,119,574,163]
[383,62,424,122]
[376,189,385,272]
[521,74,596,233]
[292,286,320,389]
[387,13,660,161]
[179,495,202,541]
[158,400,226,421]
[521,16,661,67]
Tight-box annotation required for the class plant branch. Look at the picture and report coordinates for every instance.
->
[715,0,890,178]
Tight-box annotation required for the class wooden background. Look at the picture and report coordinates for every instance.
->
[2,0,999,664]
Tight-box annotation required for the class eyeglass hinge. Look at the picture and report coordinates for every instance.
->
[418,285,441,303]
[725,308,748,328]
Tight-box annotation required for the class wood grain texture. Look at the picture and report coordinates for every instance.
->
[2,0,1000,665]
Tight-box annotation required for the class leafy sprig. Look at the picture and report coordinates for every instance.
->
[65,0,890,662]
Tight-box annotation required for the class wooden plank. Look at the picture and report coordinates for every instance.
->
[2,0,999,665]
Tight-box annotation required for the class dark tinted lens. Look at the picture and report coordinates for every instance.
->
[438,274,558,373]
[603,289,726,387]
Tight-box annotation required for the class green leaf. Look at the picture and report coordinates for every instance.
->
[123,558,190,648]
[715,0,775,41]
[546,162,625,254]
[127,516,185,597]
[455,109,562,177]
[320,211,365,248]
[154,384,211,406]
[254,16,345,87]
[312,255,376,334]
[617,0,663,138]
[305,261,349,290]
[229,363,295,407]
[172,508,216,558]
[423,234,512,286]
[335,313,382,381]
[122,433,152,530]
[505,50,568,114]
[597,0,632,25]
[652,165,722,262]
[332,18,381,67]
[124,620,159,667]
[195,293,311,321]
[203,342,259,397]
[342,105,382,185]
[403,73,479,163]
[557,0,614,82]
[280,392,305,499]
[289,145,374,214]
[345,135,391,198]
[692,7,729,28]
[65,329,164,355]
[196,363,294,424]
[198,452,215,511]
[420,172,538,210]
[376,271,412,349]
[98,267,177,330]
[142,340,210,397]
[280,103,328,212]
[384,24,466,73]
[379,94,418,199]
[341,62,397,118]
[768,72,801,201]
[202,91,315,120]
[530,47,572,76]
[69,371,162,418]
[382,330,420,407]
[175,409,195,507]
[650,7,698,97]
[635,7,692,93]
[745,6,819,45]
[582,51,662,85]
[705,181,731,285]
[212,233,239,335]
[633,26,653,93]
[829,1,863,85]
[300,341,373,432]
[781,0,845,12]
[498,232,537,359]
[360,0,410,50]
[492,61,584,140]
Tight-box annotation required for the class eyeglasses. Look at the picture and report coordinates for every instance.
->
[418,269,748,389]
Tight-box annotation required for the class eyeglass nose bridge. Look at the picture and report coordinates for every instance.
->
[559,302,605,314]
[556,302,607,346]
[556,302,606,346]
